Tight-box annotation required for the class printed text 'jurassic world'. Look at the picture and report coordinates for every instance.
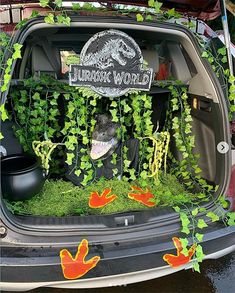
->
[69,65,152,90]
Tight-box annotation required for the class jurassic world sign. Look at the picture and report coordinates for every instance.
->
[69,30,153,97]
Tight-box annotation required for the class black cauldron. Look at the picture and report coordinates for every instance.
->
[1,154,45,201]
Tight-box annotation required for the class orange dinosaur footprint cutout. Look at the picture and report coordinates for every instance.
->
[60,239,100,280]
[128,186,156,207]
[163,237,196,268]
[89,188,117,208]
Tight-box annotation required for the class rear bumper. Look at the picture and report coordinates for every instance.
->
[1,245,234,292]
[1,225,234,291]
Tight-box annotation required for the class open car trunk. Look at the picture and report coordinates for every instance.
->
[0,16,231,232]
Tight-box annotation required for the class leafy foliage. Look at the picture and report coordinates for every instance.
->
[10,77,62,153]
[5,173,196,217]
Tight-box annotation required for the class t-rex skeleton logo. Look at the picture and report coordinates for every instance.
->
[69,29,153,97]
[83,38,136,69]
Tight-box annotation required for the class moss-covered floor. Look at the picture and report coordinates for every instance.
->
[5,173,200,217]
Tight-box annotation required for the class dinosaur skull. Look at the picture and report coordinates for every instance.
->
[111,39,136,66]
[90,114,119,160]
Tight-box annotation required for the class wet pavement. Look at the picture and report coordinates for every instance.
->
[14,252,235,293]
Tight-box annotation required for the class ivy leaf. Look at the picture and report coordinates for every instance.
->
[62,16,71,26]
[140,170,148,179]
[173,206,181,213]
[197,219,208,229]
[193,262,200,273]
[74,169,81,177]
[154,1,163,13]
[44,13,55,24]
[146,15,153,21]
[180,212,190,235]
[90,99,97,106]
[197,193,206,199]
[30,10,40,19]
[217,47,226,56]
[16,19,28,29]
[148,0,155,7]
[65,153,75,165]
[110,101,117,107]
[83,3,94,10]
[72,3,81,11]
[56,14,64,23]
[201,51,208,58]
[1,83,7,92]
[195,233,204,242]
[181,226,190,235]
[0,132,4,139]
[195,244,205,262]
[3,73,11,86]
[0,104,8,121]
[194,166,202,174]
[39,0,49,7]
[136,13,144,22]
[179,238,189,256]
[124,104,131,113]
[82,136,89,145]
[7,58,13,67]
[124,159,131,167]
[206,211,219,222]
[12,44,23,59]
[221,56,227,64]
[192,208,199,216]
[166,8,176,18]
[56,15,71,26]
[55,0,62,8]
[226,212,235,226]
[110,109,118,122]
[229,75,235,83]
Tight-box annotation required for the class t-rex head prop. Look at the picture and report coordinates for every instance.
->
[90,114,119,160]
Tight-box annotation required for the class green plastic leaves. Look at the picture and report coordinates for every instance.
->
[197,219,208,229]
[195,244,205,263]
[180,212,190,235]
[136,14,144,22]
[55,0,62,8]
[206,211,219,222]
[195,233,204,242]
[39,0,49,7]
[12,44,23,59]
[0,104,8,121]
[1,43,22,92]
[56,15,71,26]
[148,0,163,13]
[227,212,235,226]
[44,13,55,24]
[72,3,81,11]
[192,208,199,216]
[179,238,189,256]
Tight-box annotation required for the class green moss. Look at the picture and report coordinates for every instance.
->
[5,173,198,217]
